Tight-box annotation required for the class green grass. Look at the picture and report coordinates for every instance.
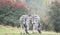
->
[0,26,60,35]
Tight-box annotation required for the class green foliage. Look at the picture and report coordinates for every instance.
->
[48,1,60,32]
[0,0,28,27]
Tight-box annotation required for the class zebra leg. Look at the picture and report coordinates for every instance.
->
[20,25,23,34]
[25,28,29,34]
[37,23,42,33]
[37,29,41,33]
[24,24,29,34]
[32,23,36,33]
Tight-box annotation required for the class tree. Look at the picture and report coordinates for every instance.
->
[0,0,28,27]
[48,0,60,32]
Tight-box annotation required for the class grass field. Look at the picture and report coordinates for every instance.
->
[0,25,60,35]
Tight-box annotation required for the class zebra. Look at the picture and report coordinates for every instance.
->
[30,15,42,33]
[19,14,42,34]
[19,14,30,34]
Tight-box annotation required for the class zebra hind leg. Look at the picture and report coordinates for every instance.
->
[24,24,29,34]
[25,29,29,34]
[38,29,41,33]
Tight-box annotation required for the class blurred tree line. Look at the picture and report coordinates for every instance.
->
[42,0,60,32]
[0,0,28,27]
[48,0,60,32]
